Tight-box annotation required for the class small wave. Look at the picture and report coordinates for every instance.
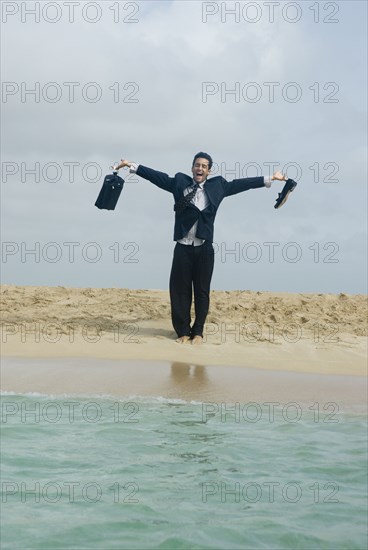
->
[0,390,204,405]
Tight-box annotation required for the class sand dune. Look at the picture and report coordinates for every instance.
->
[1,285,366,335]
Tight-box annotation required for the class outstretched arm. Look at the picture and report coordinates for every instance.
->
[113,159,173,193]
[223,170,287,197]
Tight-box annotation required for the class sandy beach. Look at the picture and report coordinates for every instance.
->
[1,285,367,407]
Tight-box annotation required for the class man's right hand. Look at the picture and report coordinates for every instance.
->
[113,159,132,170]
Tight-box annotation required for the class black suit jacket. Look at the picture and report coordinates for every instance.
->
[136,165,266,243]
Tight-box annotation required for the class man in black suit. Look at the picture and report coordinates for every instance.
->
[115,153,288,344]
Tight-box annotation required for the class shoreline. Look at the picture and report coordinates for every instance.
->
[1,356,367,413]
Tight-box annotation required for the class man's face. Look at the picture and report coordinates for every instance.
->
[192,158,211,184]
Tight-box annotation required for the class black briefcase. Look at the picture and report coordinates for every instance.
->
[95,172,124,210]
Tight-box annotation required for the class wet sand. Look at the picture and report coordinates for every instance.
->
[1,357,366,413]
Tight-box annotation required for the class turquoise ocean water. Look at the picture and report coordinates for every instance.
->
[1,392,367,549]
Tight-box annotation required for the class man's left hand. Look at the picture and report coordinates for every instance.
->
[272,171,287,181]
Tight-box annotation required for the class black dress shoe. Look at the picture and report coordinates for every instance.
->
[274,179,297,209]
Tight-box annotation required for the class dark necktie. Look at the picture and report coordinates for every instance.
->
[174,183,200,214]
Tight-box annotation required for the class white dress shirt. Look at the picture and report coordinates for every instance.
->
[177,181,208,246]
[129,163,272,246]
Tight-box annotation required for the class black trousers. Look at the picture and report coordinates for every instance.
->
[169,241,215,338]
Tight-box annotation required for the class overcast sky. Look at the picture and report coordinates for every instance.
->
[1,0,367,294]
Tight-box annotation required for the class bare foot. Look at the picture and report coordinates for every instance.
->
[176,336,191,344]
[191,336,203,345]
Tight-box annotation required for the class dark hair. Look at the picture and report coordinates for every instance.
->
[192,152,213,170]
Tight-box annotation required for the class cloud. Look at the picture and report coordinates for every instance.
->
[1,0,367,293]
